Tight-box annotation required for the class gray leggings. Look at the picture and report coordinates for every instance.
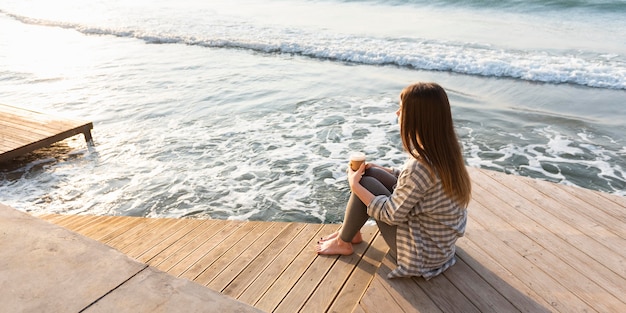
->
[340,167,398,256]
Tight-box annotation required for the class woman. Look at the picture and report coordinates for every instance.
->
[316,82,472,279]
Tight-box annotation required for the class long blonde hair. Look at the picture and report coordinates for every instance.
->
[399,82,471,207]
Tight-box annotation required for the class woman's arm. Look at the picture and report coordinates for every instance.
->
[348,163,375,206]
[367,159,435,225]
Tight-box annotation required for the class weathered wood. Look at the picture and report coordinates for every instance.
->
[0,104,94,162]
[443,256,520,312]
[472,173,626,305]
[297,227,377,313]
[235,223,324,304]
[414,270,481,313]
[465,198,595,313]
[136,219,208,263]
[253,224,339,312]
[351,303,368,313]
[202,222,292,290]
[70,215,111,233]
[121,218,188,257]
[358,277,407,313]
[146,219,222,267]
[158,220,243,274]
[456,239,553,313]
[35,167,626,313]
[365,254,442,313]
[57,215,96,231]
[43,214,82,227]
[81,216,139,239]
[327,230,389,313]
[177,221,260,280]
[103,217,165,249]
[221,222,307,297]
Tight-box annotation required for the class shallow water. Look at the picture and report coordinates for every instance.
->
[0,0,624,222]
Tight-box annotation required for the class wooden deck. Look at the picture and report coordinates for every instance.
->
[38,167,626,313]
[0,104,93,162]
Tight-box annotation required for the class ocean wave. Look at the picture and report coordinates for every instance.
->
[3,11,625,90]
[361,0,626,13]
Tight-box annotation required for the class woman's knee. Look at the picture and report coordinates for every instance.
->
[360,177,391,196]
[364,167,397,191]
[364,167,388,179]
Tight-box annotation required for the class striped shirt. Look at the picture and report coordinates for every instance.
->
[367,157,467,279]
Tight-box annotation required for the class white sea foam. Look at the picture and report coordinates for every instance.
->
[1,0,625,90]
[0,0,624,221]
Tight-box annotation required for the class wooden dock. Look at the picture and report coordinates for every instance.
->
[0,104,93,163]
[36,167,626,313]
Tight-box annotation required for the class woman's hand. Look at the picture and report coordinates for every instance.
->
[347,162,375,206]
[348,162,366,190]
[365,163,379,170]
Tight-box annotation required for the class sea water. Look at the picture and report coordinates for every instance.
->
[0,0,624,222]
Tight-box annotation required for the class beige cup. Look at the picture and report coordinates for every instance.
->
[349,152,366,171]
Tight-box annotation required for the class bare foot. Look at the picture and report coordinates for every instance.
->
[315,237,354,255]
[318,231,362,244]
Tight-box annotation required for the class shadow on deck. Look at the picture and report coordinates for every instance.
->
[4,167,625,312]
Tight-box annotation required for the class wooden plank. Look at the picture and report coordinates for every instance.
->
[327,229,389,313]
[182,221,269,283]
[358,276,408,313]
[516,170,626,240]
[473,172,626,302]
[35,213,58,220]
[562,183,626,221]
[156,220,242,273]
[103,217,165,250]
[95,216,153,243]
[0,116,61,137]
[442,255,520,312]
[0,104,88,132]
[300,226,380,313]
[0,124,92,161]
[414,271,480,313]
[80,216,141,240]
[253,224,339,312]
[456,240,553,312]
[487,167,626,262]
[147,219,224,267]
[58,215,98,231]
[474,166,625,226]
[0,104,93,162]
[235,223,323,304]
[274,226,378,313]
[475,167,626,244]
[352,303,368,313]
[70,215,111,233]
[200,222,290,289]
[524,248,626,312]
[175,221,260,279]
[42,214,80,227]
[135,219,208,263]
[221,222,308,298]
[467,193,597,313]
[73,215,124,237]
[35,171,626,313]
[364,253,442,313]
[120,218,188,257]
[599,190,626,207]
